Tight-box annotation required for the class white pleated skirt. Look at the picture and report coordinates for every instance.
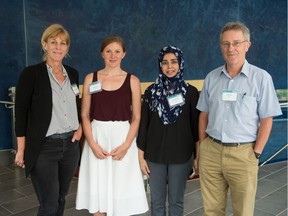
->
[76,120,148,216]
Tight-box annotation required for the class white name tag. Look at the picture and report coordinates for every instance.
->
[167,93,185,108]
[89,81,102,94]
[222,90,237,101]
[71,84,80,96]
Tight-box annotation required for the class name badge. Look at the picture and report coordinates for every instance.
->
[222,90,237,101]
[89,81,102,94]
[167,93,185,108]
[71,84,80,96]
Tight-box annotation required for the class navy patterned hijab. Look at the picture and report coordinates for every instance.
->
[144,45,188,125]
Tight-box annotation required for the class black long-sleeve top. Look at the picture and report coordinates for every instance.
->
[137,84,199,164]
[15,62,81,177]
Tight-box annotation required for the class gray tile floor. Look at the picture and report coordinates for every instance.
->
[0,161,287,216]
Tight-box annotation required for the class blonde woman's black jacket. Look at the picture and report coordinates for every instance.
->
[15,61,81,177]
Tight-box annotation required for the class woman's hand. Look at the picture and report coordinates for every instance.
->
[72,126,82,142]
[15,137,26,169]
[138,149,150,177]
[110,143,129,161]
[139,158,150,177]
[92,143,109,160]
[15,151,25,169]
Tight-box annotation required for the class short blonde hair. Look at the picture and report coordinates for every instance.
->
[41,24,70,61]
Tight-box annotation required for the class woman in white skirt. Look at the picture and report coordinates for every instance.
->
[76,35,148,216]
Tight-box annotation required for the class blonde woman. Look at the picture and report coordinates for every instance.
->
[15,24,82,215]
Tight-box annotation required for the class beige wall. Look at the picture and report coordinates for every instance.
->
[140,80,204,94]
[79,79,204,98]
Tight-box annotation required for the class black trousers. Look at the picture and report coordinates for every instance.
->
[30,135,80,216]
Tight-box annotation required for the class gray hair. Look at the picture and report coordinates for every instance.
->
[220,21,250,41]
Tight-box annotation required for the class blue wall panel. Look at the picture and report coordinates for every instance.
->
[260,119,288,165]
[0,0,25,150]
[0,0,287,151]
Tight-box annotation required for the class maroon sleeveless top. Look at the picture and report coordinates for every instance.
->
[90,72,132,121]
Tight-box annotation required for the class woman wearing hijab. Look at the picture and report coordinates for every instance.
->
[137,45,199,216]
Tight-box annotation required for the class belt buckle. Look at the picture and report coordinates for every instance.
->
[223,142,240,147]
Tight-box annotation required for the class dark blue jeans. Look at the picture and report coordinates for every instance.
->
[30,136,80,216]
[148,158,192,216]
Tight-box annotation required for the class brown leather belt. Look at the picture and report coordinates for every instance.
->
[208,135,254,147]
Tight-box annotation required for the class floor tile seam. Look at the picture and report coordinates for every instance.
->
[0,204,14,214]
[13,188,30,196]
[184,188,201,197]
[9,205,39,215]
[0,171,14,178]
[260,162,287,171]
[276,208,288,216]
[266,163,287,169]
[0,189,27,202]
[0,165,15,172]
[1,193,37,206]
[2,196,40,215]
[3,176,28,185]
[258,176,288,187]
[254,206,279,216]
[183,206,203,215]
[258,166,288,181]
[256,184,287,200]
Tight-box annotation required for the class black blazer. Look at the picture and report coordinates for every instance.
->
[15,62,81,177]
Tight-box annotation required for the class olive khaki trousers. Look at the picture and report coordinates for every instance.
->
[199,137,258,216]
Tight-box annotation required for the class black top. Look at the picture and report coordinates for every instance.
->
[137,84,199,164]
[15,62,81,177]
[90,71,132,121]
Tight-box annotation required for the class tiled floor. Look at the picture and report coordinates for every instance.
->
[0,161,287,216]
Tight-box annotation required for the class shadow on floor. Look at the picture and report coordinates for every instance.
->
[0,161,287,216]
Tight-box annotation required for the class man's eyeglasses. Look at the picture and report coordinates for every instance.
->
[220,40,247,48]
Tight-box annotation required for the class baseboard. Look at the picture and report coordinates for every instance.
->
[0,149,15,166]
